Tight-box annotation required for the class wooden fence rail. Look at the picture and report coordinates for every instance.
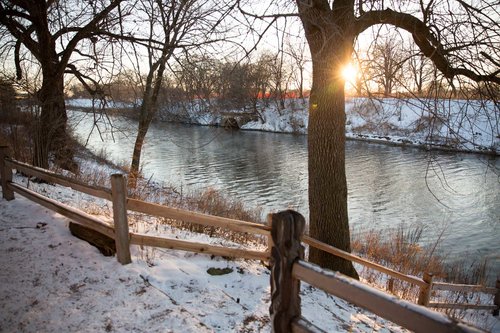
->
[269,211,487,333]
[0,147,498,331]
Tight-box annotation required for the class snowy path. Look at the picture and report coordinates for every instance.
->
[1,184,494,332]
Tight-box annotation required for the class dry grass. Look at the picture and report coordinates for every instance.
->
[69,157,266,246]
[0,111,35,163]
[165,187,266,246]
[351,226,495,330]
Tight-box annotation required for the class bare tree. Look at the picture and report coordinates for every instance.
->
[405,43,434,96]
[127,0,232,186]
[365,34,405,97]
[298,0,499,278]
[0,0,125,170]
[286,37,309,100]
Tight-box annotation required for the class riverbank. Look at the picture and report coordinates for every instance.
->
[66,97,499,156]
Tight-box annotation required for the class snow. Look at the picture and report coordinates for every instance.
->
[66,98,134,110]
[1,172,499,332]
[148,97,499,155]
[0,177,408,333]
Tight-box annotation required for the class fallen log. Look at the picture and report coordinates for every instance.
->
[69,222,116,257]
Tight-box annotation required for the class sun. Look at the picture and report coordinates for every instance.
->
[341,63,358,83]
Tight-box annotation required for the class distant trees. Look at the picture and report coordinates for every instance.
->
[365,35,405,97]
[125,0,233,186]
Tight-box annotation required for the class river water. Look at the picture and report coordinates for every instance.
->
[69,111,500,279]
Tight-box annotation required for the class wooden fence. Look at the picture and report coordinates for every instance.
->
[0,146,498,332]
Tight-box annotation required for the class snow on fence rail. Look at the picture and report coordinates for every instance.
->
[268,211,488,333]
[0,145,498,331]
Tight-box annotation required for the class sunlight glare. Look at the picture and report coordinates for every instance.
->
[341,63,358,83]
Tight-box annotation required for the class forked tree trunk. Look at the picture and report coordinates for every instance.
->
[128,53,168,188]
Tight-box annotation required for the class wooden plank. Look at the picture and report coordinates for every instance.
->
[302,235,427,288]
[291,317,326,333]
[5,158,112,200]
[127,198,270,236]
[8,182,115,239]
[69,222,116,256]
[427,303,498,311]
[293,260,484,333]
[111,174,131,265]
[432,282,497,294]
[129,233,268,261]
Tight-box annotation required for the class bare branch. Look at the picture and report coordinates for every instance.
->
[355,9,500,84]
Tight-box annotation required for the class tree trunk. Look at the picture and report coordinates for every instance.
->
[307,60,359,279]
[129,117,150,187]
[34,73,75,171]
[298,4,359,278]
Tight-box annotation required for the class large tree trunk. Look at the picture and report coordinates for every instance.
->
[307,59,359,279]
[298,3,358,278]
[34,73,75,171]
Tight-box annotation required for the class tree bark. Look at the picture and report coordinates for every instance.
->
[129,117,150,187]
[307,61,359,279]
[298,1,359,278]
[34,73,74,171]
[29,6,74,171]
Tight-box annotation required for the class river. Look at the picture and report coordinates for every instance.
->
[69,110,500,279]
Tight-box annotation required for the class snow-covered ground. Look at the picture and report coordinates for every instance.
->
[2,173,498,332]
[0,181,406,333]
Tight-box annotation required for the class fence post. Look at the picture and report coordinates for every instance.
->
[266,213,274,260]
[493,277,499,316]
[0,145,14,200]
[417,272,434,306]
[269,210,305,333]
[111,173,131,265]
[387,278,394,293]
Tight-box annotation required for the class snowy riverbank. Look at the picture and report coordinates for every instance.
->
[66,97,500,156]
[1,161,500,332]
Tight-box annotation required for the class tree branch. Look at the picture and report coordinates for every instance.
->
[355,9,500,84]
[57,0,125,77]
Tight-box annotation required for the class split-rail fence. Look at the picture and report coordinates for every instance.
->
[0,146,498,333]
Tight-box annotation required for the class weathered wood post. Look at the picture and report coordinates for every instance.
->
[111,173,131,265]
[493,277,500,316]
[266,213,274,260]
[269,210,305,333]
[387,278,394,293]
[417,272,434,306]
[0,145,14,200]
